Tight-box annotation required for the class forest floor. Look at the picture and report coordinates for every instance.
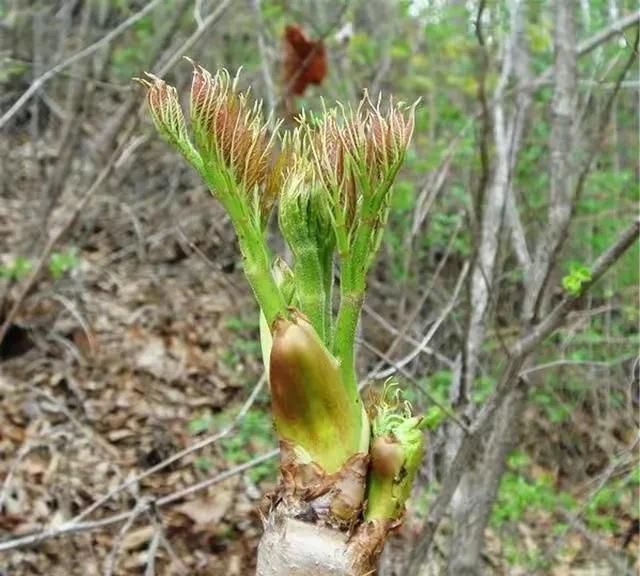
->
[0,138,638,576]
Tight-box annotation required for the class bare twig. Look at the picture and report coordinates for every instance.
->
[537,438,640,574]
[68,373,266,526]
[514,218,639,359]
[528,10,640,91]
[0,122,136,346]
[376,213,463,374]
[362,305,455,370]
[578,9,640,56]
[461,0,523,403]
[0,373,266,554]
[104,497,152,576]
[251,0,276,114]
[0,449,278,553]
[519,355,633,377]
[156,0,233,76]
[0,0,231,348]
[372,261,469,380]
[359,337,469,434]
[0,0,165,130]
[522,0,578,324]
[471,0,490,227]
[0,441,47,510]
[143,528,162,576]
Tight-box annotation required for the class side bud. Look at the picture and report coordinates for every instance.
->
[365,384,425,521]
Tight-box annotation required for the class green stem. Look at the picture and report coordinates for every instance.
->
[333,259,364,406]
[365,474,398,521]
[293,245,328,343]
[236,222,287,327]
[321,246,334,349]
[199,165,286,328]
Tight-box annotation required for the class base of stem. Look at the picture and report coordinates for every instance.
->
[256,514,391,576]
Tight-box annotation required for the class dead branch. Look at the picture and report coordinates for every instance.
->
[0,0,165,131]
[0,449,278,553]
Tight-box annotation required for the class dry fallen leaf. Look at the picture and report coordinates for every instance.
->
[175,486,234,527]
[122,525,155,551]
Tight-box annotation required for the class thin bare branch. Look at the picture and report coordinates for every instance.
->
[578,9,640,56]
[461,0,524,403]
[372,261,469,380]
[358,338,470,434]
[0,0,165,130]
[69,374,266,526]
[0,122,137,346]
[0,0,232,348]
[0,449,278,553]
[252,0,276,114]
[523,0,578,324]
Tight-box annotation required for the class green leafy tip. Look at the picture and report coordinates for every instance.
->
[562,263,592,296]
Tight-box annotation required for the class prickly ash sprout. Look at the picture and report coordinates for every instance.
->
[138,64,424,573]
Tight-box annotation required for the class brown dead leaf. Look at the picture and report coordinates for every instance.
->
[175,488,234,527]
[122,525,155,551]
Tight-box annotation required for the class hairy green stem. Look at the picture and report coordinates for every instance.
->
[364,474,397,521]
[293,245,328,343]
[321,247,334,349]
[237,225,287,327]
[333,266,364,406]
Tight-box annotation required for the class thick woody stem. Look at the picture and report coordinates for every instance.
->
[257,514,390,576]
[257,517,357,576]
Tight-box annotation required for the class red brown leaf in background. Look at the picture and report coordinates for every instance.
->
[283,24,327,120]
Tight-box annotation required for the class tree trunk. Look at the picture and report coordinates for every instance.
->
[446,386,527,576]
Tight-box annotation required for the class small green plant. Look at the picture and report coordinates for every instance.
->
[492,472,557,525]
[503,535,545,570]
[48,248,80,280]
[218,410,276,483]
[492,451,575,527]
[531,387,572,423]
[584,484,622,533]
[188,408,277,483]
[221,337,262,370]
[194,456,213,472]
[562,262,592,296]
[0,256,32,280]
[0,250,80,281]
[188,411,215,436]
[111,15,156,80]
